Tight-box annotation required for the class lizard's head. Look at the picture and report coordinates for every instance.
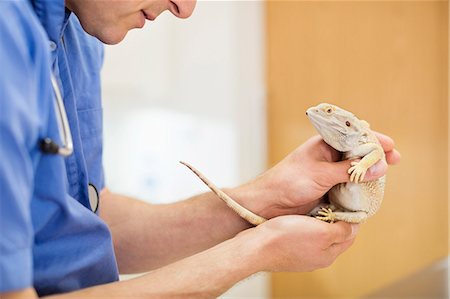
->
[306,103,369,152]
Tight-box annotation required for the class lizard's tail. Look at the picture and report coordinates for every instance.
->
[179,161,267,226]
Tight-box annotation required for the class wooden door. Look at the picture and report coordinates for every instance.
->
[266,1,448,298]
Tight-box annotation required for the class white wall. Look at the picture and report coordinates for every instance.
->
[101,1,268,298]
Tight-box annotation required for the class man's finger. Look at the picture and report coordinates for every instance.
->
[328,237,356,258]
[328,222,359,244]
[374,131,395,152]
[373,132,401,165]
[365,159,388,180]
[323,160,354,185]
[386,149,401,165]
[326,159,387,185]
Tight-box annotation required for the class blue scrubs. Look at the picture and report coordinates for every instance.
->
[0,0,119,295]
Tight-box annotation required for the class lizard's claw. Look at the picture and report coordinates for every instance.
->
[348,161,367,183]
[315,207,336,223]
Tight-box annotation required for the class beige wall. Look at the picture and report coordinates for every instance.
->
[266,1,448,298]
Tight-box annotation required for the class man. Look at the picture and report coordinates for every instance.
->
[0,0,400,298]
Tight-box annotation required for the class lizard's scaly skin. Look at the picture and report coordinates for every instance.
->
[307,103,386,223]
[180,161,267,226]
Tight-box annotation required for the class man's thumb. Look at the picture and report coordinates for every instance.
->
[327,159,387,185]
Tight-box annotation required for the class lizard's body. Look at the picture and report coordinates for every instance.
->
[181,103,385,225]
[306,103,386,223]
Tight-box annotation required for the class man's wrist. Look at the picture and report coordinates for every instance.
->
[136,228,267,298]
[224,180,280,221]
[233,226,273,272]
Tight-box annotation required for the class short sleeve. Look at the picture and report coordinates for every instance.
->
[0,3,47,292]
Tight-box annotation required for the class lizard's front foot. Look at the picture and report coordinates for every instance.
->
[315,207,336,223]
[348,161,368,183]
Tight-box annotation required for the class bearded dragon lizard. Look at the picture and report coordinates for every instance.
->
[181,103,385,225]
[306,103,386,223]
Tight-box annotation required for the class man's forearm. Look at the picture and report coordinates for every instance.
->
[47,229,262,299]
[4,213,359,299]
[100,189,253,274]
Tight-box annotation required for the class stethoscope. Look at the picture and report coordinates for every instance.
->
[39,72,99,213]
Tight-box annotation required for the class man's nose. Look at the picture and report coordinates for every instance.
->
[169,0,197,19]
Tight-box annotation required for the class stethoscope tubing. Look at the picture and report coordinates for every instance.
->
[42,73,73,157]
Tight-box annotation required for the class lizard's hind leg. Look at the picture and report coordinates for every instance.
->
[309,204,338,223]
[316,208,368,224]
[308,203,336,217]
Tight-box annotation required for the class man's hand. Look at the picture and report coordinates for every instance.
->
[232,133,401,220]
[240,215,358,272]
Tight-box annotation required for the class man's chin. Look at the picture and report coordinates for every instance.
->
[82,24,128,45]
[95,30,128,45]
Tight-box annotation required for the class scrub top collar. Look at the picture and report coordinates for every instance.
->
[32,0,70,59]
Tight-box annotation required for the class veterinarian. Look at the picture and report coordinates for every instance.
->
[0,0,401,298]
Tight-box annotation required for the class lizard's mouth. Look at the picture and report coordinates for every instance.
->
[306,111,351,152]
[306,110,326,129]
[307,111,342,132]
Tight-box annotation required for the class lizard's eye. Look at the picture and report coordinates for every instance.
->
[345,121,351,127]
[326,108,332,113]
